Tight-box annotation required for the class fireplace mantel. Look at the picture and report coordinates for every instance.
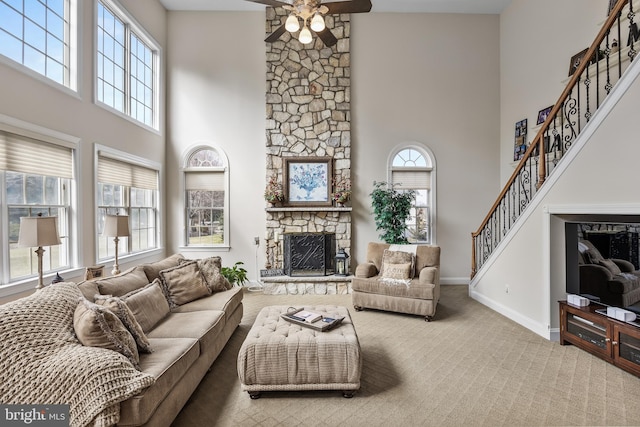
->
[266,207,352,213]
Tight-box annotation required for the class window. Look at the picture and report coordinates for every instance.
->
[389,146,436,244]
[97,151,159,262]
[96,0,158,129]
[183,146,229,247]
[0,0,75,88]
[0,130,73,285]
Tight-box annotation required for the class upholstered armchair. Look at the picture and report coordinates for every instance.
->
[351,242,440,321]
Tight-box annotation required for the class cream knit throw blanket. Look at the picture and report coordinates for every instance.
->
[0,283,155,427]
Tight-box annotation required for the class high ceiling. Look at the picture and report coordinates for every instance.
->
[159,0,512,14]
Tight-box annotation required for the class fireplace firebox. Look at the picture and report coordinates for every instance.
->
[283,232,336,277]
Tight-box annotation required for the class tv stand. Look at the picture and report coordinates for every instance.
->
[559,301,640,377]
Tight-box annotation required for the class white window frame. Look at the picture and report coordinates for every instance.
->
[94,0,161,132]
[180,144,230,251]
[0,0,79,94]
[387,144,437,244]
[95,144,162,265]
[0,114,80,296]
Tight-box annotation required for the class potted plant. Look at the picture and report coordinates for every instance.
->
[332,177,351,207]
[221,261,248,287]
[370,181,416,244]
[264,175,284,206]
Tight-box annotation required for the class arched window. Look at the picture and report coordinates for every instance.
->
[389,145,436,244]
[183,145,229,247]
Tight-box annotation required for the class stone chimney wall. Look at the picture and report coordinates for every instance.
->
[264,7,352,271]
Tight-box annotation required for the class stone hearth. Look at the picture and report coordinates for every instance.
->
[260,274,353,295]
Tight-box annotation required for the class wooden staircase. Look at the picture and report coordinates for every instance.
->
[471,0,637,278]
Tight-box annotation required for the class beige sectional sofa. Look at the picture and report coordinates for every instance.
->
[0,253,243,427]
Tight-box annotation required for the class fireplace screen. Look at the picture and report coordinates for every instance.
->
[283,233,336,276]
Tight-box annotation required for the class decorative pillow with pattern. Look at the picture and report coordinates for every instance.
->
[379,249,416,279]
[73,299,140,369]
[159,260,211,308]
[121,279,170,333]
[94,295,153,353]
[198,257,232,293]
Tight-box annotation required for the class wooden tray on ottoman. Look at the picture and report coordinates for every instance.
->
[237,305,362,398]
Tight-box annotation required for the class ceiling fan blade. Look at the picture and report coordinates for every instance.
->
[245,0,291,7]
[325,0,372,14]
[316,28,338,47]
[265,23,287,43]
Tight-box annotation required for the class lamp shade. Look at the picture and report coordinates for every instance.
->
[104,215,130,237]
[18,216,61,247]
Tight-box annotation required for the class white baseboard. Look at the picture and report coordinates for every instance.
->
[441,277,470,285]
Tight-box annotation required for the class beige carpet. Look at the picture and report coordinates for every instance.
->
[171,286,640,426]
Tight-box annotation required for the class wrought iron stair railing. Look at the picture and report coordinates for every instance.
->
[471,0,637,278]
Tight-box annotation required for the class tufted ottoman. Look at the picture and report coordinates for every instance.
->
[237,305,362,398]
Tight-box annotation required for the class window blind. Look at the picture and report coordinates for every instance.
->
[0,131,73,179]
[185,171,225,191]
[98,155,158,190]
[392,170,430,190]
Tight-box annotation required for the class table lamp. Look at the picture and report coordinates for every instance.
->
[18,214,61,289]
[103,214,130,275]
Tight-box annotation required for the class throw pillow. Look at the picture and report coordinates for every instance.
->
[94,295,153,353]
[73,299,140,369]
[198,257,232,292]
[141,253,186,282]
[121,279,171,333]
[381,262,413,280]
[379,250,415,279]
[599,259,622,275]
[94,266,150,297]
[159,260,211,308]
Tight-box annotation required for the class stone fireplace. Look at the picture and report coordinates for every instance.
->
[262,6,352,292]
[283,232,336,276]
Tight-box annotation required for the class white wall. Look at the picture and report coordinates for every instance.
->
[499,0,604,184]
[165,11,501,284]
[351,13,501,282]
[0,0,167,301]
[165,12,267,282]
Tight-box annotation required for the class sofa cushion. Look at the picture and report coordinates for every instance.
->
[94,266,150,297]
[122,279,170,333]
[600,259,622,275]
[352,276,436,300]
[171,287,243,322]
[148,310,226,356]
[119,337,199,427]
[77,280,100,301]
[197,256,232,293]
[73,299,140,368]
[159,260,211,308]
[141,253,185,283]
[94,295,152,353]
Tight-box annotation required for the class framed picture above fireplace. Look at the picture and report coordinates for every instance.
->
[283,156,332,207]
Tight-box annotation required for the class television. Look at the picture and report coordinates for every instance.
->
[565,221,640,317]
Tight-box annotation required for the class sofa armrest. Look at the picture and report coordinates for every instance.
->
[418,266,439,284]
[355,263,378,278]
[612,259,635,273]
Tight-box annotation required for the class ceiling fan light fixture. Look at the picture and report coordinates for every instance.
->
[285,13,300,32]
[299,25,313,44]
[310,13,325,32]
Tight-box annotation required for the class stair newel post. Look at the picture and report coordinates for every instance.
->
[536,135,546,189]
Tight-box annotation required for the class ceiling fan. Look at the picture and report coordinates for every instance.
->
[245,0,372,47]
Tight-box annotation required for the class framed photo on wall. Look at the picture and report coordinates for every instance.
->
[283,157,333,207]
[607,0,618,16]
[568,48,588,77]
[513,119,528,161]
[536,105,553,125]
